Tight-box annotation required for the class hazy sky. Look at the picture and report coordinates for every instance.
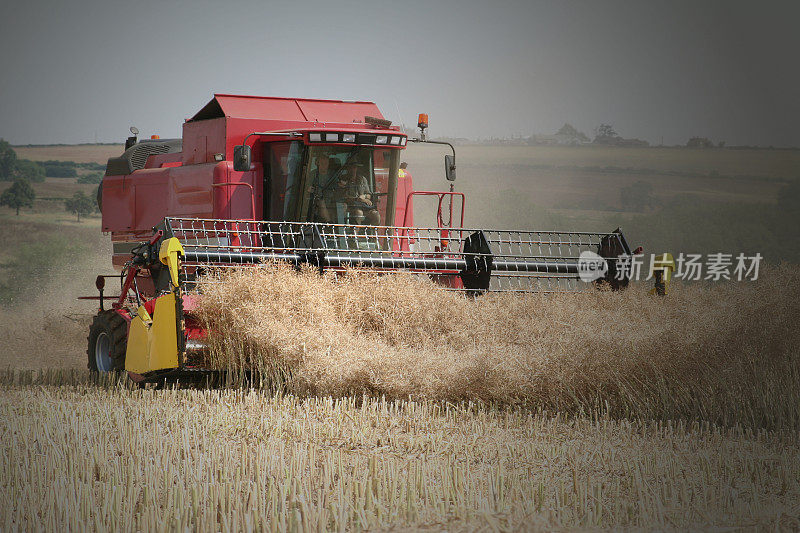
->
[0,0,798,146]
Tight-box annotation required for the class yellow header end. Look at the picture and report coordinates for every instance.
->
[653,253,676,279]
[650,252,676,296]
[158,237,184,288]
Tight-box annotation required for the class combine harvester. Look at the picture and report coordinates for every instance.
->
[86,94,670,383]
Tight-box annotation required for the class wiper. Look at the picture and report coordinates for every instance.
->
[322,145,360,191]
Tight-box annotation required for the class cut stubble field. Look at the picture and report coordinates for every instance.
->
[1,379,798,531]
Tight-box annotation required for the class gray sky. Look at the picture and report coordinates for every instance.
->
[1,0,798,146]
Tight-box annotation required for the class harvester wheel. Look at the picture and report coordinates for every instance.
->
[96,181,103,212]
[87,311,127,372]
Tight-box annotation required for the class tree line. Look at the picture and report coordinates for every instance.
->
[528,124,729,148]
[0,139,100,220]
[0,139,104,182]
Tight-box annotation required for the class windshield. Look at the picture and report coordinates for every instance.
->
[300,145,399,225]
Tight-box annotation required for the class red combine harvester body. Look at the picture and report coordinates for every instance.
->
[101,95,416,269]
[87,94,659,383]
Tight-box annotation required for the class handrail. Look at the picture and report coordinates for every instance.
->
[402,191,465,228]
[212,182,256,220]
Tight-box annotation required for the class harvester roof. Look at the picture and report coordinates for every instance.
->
[189,94,387,127]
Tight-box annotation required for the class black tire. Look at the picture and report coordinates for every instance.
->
[87,311,127,372]
[96,181,103,212]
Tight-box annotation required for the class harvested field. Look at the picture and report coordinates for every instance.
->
[197,264,800,431]
[11,144,123,165]
[1,380,798,531]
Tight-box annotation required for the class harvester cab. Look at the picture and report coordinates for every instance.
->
[86,94,661,383]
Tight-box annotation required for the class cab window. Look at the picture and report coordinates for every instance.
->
[264,141,304,221]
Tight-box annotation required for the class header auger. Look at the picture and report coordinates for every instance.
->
[85,94,671,383]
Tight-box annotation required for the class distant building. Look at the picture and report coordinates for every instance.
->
[686,137,714,148]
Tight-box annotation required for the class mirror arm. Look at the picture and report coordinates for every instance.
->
[408,138,456,159]
[408,138,457,181]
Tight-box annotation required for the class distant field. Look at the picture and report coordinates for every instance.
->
[11,144,123,164]
[0,145,116,365]
[11,143,797,219]
[1,145,117,221]
[0,178,101,223]
[403,145,797,226]
[13,142,799,179]
[5,142,798,237]
[413,145,800,178]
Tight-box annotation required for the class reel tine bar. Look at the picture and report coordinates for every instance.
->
[160,218,630,293]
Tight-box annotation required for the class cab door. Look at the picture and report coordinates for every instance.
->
[263,141,305,221]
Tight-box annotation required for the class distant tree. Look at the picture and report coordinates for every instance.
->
[44,165,77,178]
[717,141,726,149]
[592,125,651,147]
[0,138,17,180]
[77,172,103,184]
[14,159,46,183]
[77,161,105,171]
[42,159,77,168]
[620,180,658,212]
[686,136,714,148]
[555,123,590,144]
[0,177,36,215]
[593,124,619,144]
[598,124,617,137]
[65,191,95,221]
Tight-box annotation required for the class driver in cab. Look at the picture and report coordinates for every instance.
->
[338,162,380,225]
